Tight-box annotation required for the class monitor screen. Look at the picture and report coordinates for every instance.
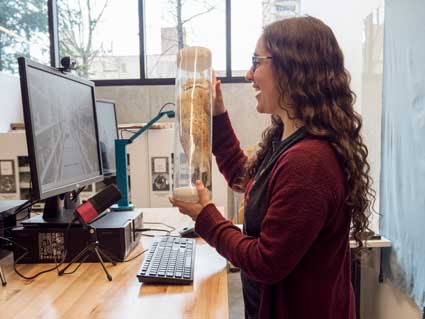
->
[18,57,103,201]
[95,100,118,176]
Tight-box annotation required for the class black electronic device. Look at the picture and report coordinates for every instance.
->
[59,56,77,73]
[0,200,28,217]
[11,210,143,263]
[1,200,31,258]
[1,200,30,236]
[178,226,199,238]
[137,236,195,285]
[59,184,122,281]
[95,100,118,177]
[74,184,121,224]
[1,200,31,286]
[18,57,103,223]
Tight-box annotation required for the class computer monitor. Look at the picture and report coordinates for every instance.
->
[18,57,104,222]
[95,100,118,177]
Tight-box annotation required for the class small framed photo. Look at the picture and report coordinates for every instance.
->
[151,157,170,191]
[0,159,17,193]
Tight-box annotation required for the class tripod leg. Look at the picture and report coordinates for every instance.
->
[0,266,6,286]
[58,244,92,276]
[93,247,113,281]
[97,248,117,266]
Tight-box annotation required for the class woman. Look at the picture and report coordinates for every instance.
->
[170,16,374,319]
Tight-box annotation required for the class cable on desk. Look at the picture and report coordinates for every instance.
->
[12,182,36,217]
[143,221,176,233]
[13,199,38,217]
[59,254,90,275]
[134,228,171,237]
[1,218,76,280]
[80,244,149,264]
[0,236,62,280]
[121,248,149,263]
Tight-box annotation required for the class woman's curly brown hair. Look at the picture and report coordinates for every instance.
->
[243,16,375,250]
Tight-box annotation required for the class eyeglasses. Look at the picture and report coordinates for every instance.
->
[251,55,272,72]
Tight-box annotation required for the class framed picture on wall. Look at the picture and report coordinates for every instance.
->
[0,159,17,194]
[151,157,170,191]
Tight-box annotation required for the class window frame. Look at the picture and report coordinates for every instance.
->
[48,0,248,85]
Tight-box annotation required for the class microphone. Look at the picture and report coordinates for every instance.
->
[75,184,122,224]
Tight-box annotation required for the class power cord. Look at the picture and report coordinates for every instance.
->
[120,128,138,139]
[13,198,39,218]
[0,218,76,280]
[132,221,177,237]
[158,102,175,114]
[118,101,175,139]
[134,228,171,237]
[86,245,148,264]
[0,235,63,280]
[58,254,90,275]
[121,249,149,263]
[72,186,86,202]
[143,221,176,233]
[120,223,177,261]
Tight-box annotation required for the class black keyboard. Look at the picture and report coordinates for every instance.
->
[137,236,196,285]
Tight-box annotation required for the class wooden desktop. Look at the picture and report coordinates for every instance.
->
[0,208,229,319]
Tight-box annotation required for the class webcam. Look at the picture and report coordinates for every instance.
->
[59,56,77,73]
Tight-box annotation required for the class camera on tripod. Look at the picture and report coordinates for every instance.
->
[59,56,77,73]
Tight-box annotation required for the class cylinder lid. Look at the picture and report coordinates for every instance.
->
[177,46,212,72]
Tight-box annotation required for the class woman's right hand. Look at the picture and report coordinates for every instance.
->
[212,70,226,116]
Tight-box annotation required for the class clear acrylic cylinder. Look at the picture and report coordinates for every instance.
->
[173,46,212,202]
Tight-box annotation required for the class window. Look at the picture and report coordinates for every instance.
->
[57,0,139,79]
[0,1,308,83]
[231,0,263,77]
[144,0,226,79]
[1,0,307,83]
[0,0,50,75]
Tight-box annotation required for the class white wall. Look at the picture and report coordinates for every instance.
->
[0,72,23,132]
[95,83,271,149]
[302,0,384,113]
[302,0,385,233]
[96,83,271,216]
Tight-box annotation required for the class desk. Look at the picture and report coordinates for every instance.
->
[0,208,229,319]
[350,237,391,319]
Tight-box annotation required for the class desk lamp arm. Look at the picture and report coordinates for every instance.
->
[113,110,175,211]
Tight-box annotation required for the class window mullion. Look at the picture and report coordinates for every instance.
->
[48,0,59,68]
[226,0,231,79]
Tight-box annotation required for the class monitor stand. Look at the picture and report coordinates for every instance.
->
[21,193,80,227]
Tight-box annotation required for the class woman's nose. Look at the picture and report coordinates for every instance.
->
[245,67,254,81]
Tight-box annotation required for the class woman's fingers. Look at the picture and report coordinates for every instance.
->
[213,81,225,116]
[170,197,190,212]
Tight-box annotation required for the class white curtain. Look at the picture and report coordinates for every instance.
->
[380,0,425,309]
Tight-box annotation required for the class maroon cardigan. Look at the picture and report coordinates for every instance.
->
[195,112,355,319]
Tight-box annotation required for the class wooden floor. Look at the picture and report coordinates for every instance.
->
[0,208,229,319]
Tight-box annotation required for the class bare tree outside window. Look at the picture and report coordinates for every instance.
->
[58,0,109,78]
[145,0,224,78]
[58,0,139,80]
[167,0,216,50]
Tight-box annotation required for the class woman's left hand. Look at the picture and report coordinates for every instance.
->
[169,180,212,221]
